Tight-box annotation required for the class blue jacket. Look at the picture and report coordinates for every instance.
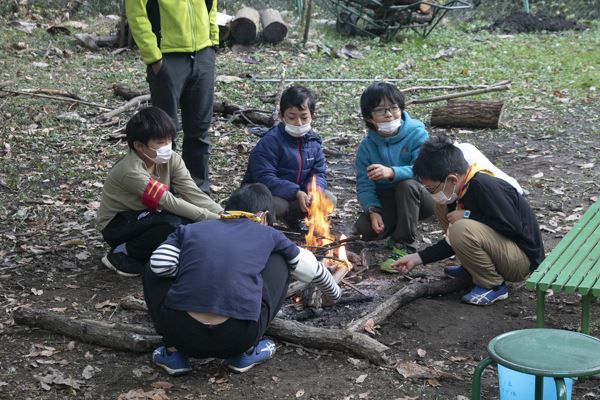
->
[355,111,428,211]
[243,124,327,201]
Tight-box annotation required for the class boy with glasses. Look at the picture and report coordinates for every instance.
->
[392,136,544,305]
[353,82,434,271]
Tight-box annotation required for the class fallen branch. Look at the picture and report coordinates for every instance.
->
[406,84,511,105]
[346,278,469,332]
[13,307,161,353]
[1,88,111,110]
[101,94,151,120]
[267,318,389,365]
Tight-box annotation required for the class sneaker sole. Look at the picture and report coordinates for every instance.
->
[101,255,140,278]
[154,363,192,376]
[227,358,269,373]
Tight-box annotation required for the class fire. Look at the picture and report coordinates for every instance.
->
[304,176,335,248]
[304,177,351,271]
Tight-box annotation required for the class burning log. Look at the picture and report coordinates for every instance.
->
[346,278,469,332]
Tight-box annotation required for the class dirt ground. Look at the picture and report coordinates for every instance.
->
[2,95,599,399]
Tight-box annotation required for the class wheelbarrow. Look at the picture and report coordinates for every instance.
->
[319,0,472,39]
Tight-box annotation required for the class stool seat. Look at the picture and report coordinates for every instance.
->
[488,329,600,378]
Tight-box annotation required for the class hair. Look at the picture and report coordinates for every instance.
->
[360,82,406,131]
[413,135,469,181]
[279,86,316,116]
[125,107,177,149]
[225,183,275,224]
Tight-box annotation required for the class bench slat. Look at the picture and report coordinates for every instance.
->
[526,202,600,289]
[577,257,600,296]
[592,274,600,297]
[560,239,600,293]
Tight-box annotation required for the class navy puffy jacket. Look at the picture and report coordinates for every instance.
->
[242,124,328,201]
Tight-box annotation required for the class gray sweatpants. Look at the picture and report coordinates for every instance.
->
[146,47,216,193]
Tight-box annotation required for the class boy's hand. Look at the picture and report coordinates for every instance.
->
[392,253,423,274]
[367,164,394,181]
[369,212,385,234]
[447,210,468,224]
[296,191,311,212]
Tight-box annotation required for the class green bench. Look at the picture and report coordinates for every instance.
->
[526,201,600,334]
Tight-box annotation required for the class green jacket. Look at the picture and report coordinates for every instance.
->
[125,0,218,65]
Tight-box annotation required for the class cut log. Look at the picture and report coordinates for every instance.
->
[267,318,389,365]
[259,9,288,43]
[216,11,234,43]
[230,7,260,45]
[346,278,469,332]
[112,83,146,100]
[419,3,432,13]
[13,308,161,353]
[430,100,505,129]
[410,12,433,24]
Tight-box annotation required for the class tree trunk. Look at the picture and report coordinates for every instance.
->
[230,7,260,45]
[260,9,288,43]
[346,278,468,332]
[266,318,389,365]
[13,308,161,353]
[430,100,505,129]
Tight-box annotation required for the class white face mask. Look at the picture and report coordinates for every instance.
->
[145,143,172,164]
[432,178,458,205]
[376,117,402,136]
[285,122,312,137]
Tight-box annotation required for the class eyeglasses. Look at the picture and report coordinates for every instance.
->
[372,105,401,116]
[424,180,443,194]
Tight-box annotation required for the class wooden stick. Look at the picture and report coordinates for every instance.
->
[406,84,511,106]
[342,279,370,297]
[101,94,151,120]
[346,278,469,332]
[13,308,161,353]
[266,318,389,365]
[1,88,111,110]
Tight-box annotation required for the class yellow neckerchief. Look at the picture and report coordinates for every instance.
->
[219,211,262,223]
[456,162,495,209]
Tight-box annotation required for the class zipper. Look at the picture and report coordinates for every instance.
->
[385,142,393,166]
[187,0,196,51]
[295,140,303,184]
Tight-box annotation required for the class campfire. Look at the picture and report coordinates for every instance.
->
[296,178,351,296]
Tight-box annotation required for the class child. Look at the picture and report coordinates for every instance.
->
[96,107,223,277]
[144,183,341,375]
[353,82,434,263]
[393,136,545,306]
[242,86,336,228]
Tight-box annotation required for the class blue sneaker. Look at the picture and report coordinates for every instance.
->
[462,284,508,306]
[152,346,191,376]
[444,265,472,281]
[227,339,276,373]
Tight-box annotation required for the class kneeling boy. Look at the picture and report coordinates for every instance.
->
[393,136,544,305]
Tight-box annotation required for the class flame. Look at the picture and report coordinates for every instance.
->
[304,176,335,247]
[304,177,351,271]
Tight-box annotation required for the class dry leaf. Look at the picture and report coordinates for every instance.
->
[81,365,97,379]
[531,172,544,178]
[31,288,43,296]
[416,348,427,358]
[296,389,305,398]
[363,319,380,335]
[355,374,367,384]
[395,360,460,380]
[95,299,117,310]
[425,378,441,387]
[359,392,370,399]
[151,381,174,390]
[272,376,280,383]
[49,307,67,313]
[117,388,169,400]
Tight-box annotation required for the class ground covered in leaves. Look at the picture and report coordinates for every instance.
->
[0,3,599,400]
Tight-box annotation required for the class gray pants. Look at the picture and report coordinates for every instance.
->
[146,48,216,193]
[273,190,337,223]
[354,179,434,250]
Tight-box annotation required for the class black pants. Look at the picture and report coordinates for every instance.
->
[101,210,191,262]
[142,253,290,359]
[147,48,216,193]
[354,179,434,249]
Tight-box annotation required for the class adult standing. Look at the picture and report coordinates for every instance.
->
[125,0,218,193]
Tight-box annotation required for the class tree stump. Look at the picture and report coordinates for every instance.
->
[430,100,505,129]
[230,7,260,45]
[260,8,288,43]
